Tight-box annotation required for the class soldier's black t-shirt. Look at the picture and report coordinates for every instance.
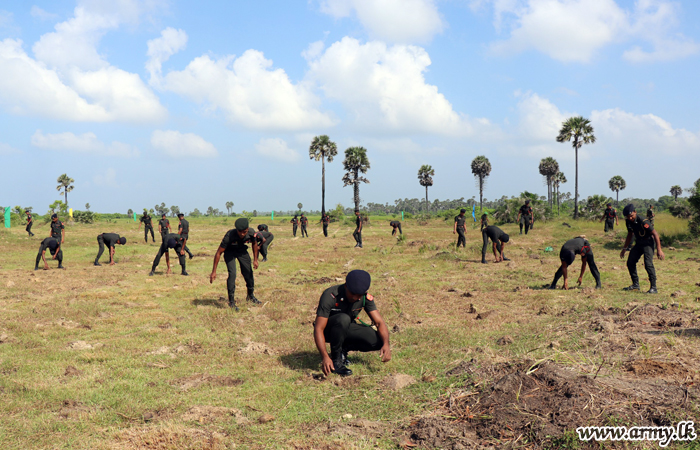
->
[159,218,170,232]
[101,233,120,248]
[140,214,153,226]
[604,208,617,220]
[390,220,400,227]
[219,228,256,252]
[454,215,466,229]
[316,284,377,320]
[26,213,32,223]
[626,217,655,246]
[178,218,189,235]
[291,218,298,225]
[322,216,330,225]
[161,233,184,251]
[647,209,654,219]
[39,237,59,254]
[483,226,507,242]
[301,216,308,225]
[519,205,532,217]
[560,237,592,265]
[355,216,361,229]
[50,220,64,238]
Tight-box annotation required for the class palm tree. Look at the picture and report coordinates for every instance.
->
[538,157,559,207]
[470,156,491,212]
[225,201,233,216]
[297,203,303,211]
[670,185,683,201]
[556,116,596,219]
[309,135,338,216]
[608,176,626,206]
[417,165,435,213]
[56,174,75,207]
[342,147,370,211]
[85,203,90,211]
[552,171,567,215]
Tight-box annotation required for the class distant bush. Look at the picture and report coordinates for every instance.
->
[73,210,96,224]
[669,200,692,219]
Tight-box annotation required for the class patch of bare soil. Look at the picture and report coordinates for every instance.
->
[113,425,227,450]
[239,341,276,355]
[383,373,416,390]
[181,405,249,425]
[58,399,98,420]
[329,418,385,440]
[169,374,244,391]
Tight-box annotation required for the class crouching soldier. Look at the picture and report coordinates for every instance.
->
[149,234,188,276]
[313,270,391,377]
[94,233,126,266]
[549,236,601,290]
[35,237,64,270]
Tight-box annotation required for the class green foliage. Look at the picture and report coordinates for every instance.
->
[49,200,68,214]
[72,210,96,224]
[578,194,614,221]
[190,208,202,217]
[669,200,692,219]
[328,203,345,222]
[688,178,700,237]
[492,192,550,224]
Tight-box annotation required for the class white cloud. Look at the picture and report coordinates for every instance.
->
[146,27,188,86]
[31,130,139,157]
[307,37,485,136]
[0,10,14,27]
[151,130,218,158]
[482,0,698,63]
[254,138,300,163]
[30,6,59,21]
[92,168,119,188]
[0,142,20,154]
[319,0,445,43]
[159,49,335,131]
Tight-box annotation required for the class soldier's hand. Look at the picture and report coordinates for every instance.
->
[166,268,172,275]
[180,249,185,256]
[210,272,216,283]
[380,345,391,363]
[619,249,626,259]
[658,250,665,261]
[577,277,582,286]
[109,261,115,266]
[253,260,259,270]
[52,254,57,260]
[44,264,49,270]
[322,356,334,376]
[563,281,568,290]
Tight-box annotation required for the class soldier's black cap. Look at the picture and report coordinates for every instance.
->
[257,224,265,231]
[354,209,360,213]
[119,237,127,245]
[161,213,166,217]
[235,218,249,231]
[47,239,58,250]
[460,209,466,213]
[525,199,530,204]
[607,203,611,207]
[167,238,177,248]
[346,270,371,295]
[177,213,184,217]
[623,204,635,216]
[51,213,57,219]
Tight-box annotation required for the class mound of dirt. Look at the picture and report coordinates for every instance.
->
[383,374,416,390]
[169,374,244,391]
[239,341,276,355]
[181,405,249,425]
[114,425,227,450]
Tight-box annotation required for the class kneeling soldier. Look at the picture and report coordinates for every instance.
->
[149,234,188,276]
[35,237,64,270]
[94,233,126,266]
[549,236,601,290]
[210,218,261,311]
[313,270,391,377]
[481,225,510,263]
[621,204,664,294]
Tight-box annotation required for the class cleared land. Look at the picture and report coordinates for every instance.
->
[0,214,699,449]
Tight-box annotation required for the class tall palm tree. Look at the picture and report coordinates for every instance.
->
[670,185,683,201]
[342,147,370,211]
[56,174,75,207]
[225,201,233,216]
[552,171,567,215]
[608,176,626,206]
[556,116,596,219]
[309,135,338,216]
[417,165,435,213]
[470,156,491,212]
[538,157,559,207]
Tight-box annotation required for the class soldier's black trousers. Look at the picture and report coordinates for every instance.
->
[391,224,402,236]
[151,243,186,272]
[551,253,601,287]
[144,225,155,242]
[353,229,362,246]
[301,225,308,237]
[323,313,383,358]
[519,216,531,234]
[36,249,62,267]
[627,244,656,287]
[481,230,503,261]
[604,220,614,232]
[95,234,109,263]
[224,250,254,300]
[26,222,34,236]
[260,235,273,259]
[456,227,466,248]
[292,224,297,237]
[323,223,328,237]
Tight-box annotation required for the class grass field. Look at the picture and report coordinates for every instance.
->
[1,214,699,449]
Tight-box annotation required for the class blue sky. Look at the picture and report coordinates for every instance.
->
[1,0,699,214]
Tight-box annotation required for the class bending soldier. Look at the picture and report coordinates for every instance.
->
[549,237,601,290]
[256,224,274,262]
[390,220,402,236]
[94,233,126,266]
[481,225,510,264]
[149,234,189,276]
[35,237,64,270]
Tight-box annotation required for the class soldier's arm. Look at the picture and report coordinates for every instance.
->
[492,242,499,260]
[164,251,171,274]
[109,246,115,264]
[210,246,225,283]
[313,316,334,376]
[180,238,187,256]
[453,220,457,233]
[652,230,664,260]
[368,310,391,362]
[41,250,49,268]
[499,242,506,261]
[578,256,588,285]
[252,240,259,269]
[620,231,633,258]
[61,228,65,244]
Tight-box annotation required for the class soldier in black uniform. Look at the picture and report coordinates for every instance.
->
[453,209,467,248]
[300,213,309,237]
[480,213,488,231]
[210,218,261,311]
[139,212,155,243]
[646,204,655,226]
[389,220,402,236]
[322,213,330,237]
[35,237,64,270]
[600,203,618,232]
[158,214,171,241]
[517,200,533,235]
[481,225,510,264]
[353,210,363,248]
[49,214,65,243]
[548,237,601,290]
[621,204,664,294]
[313,270,391,377]
[256,224,274,262]
[291,215,299,237]
[94,233,127,266]
[177,213,194,259]
[25,210,35,236]
[149,233,188,276]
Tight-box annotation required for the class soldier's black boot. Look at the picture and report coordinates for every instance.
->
[188,251,194,260]
[481,259,487,264]
[262,257,267,262]
[646,286,658,294]
[330,351,352,376]
[58,264,65,269]
[623,284,640,291]
[246,289,261,305]
[94,261,101,266]
[148,270,155,276]
[341,349,350,366]
[181,270,189,276]
[228,296,239,312]
[34,266,40,271]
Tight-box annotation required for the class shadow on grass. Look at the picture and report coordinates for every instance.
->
[192,298,226,309]
[603,240,624,250]
[279,351,320,371]
[646,328,700,338]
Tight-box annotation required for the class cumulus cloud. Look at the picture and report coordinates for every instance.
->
[158,48,335,131]
[30,6,59,21]
[0,3,167,123]
[254,138,300,163]
[151,130,218,158]
[481,0,698,63]
[146,27,188,86]
[307,37,487,136]
[31,130,139,157]
[319,0,444,43]
[0,142,20,154]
